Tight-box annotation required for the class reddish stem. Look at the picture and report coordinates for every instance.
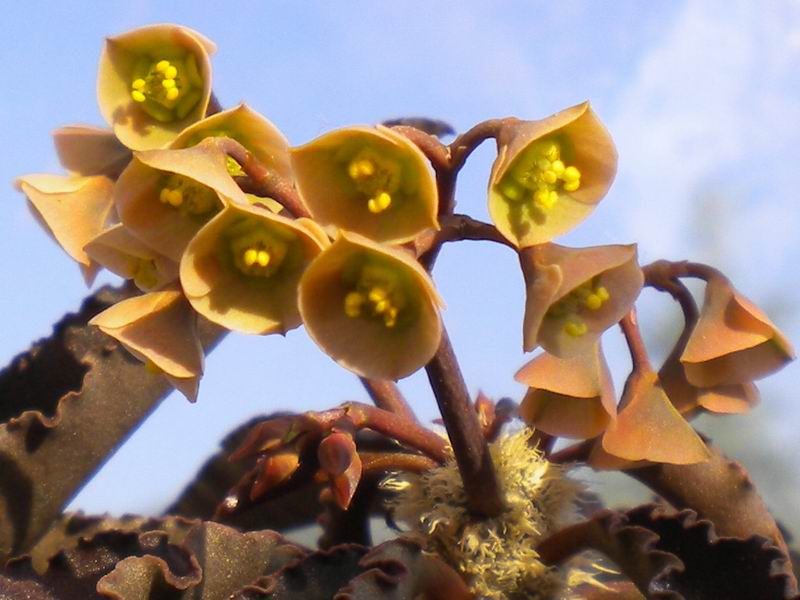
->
[219,138,311,218]
[619,308,653,375]
[360,378,417,422]
[359,452,438,474]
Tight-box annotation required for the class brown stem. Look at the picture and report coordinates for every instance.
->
[359,452,438,474]
[318,477,375,548]
[218,138,311,218]
[424,329,504,517]
[643,259,727,285]
[360,378,417,422]
[344,403,449,464]
[416,213,514,263]
[391,126,450,172]
[449,118,513,171]
[619,308,652,375]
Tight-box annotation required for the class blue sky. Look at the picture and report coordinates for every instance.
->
[2,1,798,530]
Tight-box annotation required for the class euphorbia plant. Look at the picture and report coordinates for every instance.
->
[3,23,797,600]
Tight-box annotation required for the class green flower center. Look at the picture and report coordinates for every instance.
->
[130,56,203,122]
[343,262,408,328]
[227,221,291,279]
[546,277,610,337]
[158,174,220,217]
[498,138,582,216]
[345,148,402,214]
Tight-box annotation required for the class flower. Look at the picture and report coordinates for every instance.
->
[97,24,215,150]
[291,126,438,243]
[15,174,114,285]
[681,277,795,387]
[171,103,292,181]
[519,243,643,357]
[180,203,326,335]
[488,102,617,248]
[84,224,178,291]
[516,344,616,439]
[599,371,709,465]
[52,125,131,177]
[90,288,204,401]
[384,428,591,599]
[298,232,443,380]
[114,137,248,261]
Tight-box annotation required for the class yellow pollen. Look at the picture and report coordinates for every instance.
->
[348,158,376,180]
[130,258,159,290]
[343,263,406,329]
[129,56,201,121]
[162,78,176,89]
[229,223,290,278]
[243,248,259,267]
[155,60,170,73]
[344,291,365,317]
[164,65,178,79]
[367,191,392,214]
[131,90,146,103]
[500,138,583,214]
[132,78,146,90]
[158,175,218,216]
[564,321,588,337]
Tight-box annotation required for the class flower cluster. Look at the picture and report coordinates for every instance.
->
[16,23,796,599]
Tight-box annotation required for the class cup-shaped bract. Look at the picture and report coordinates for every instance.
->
[681,277,795,387]
[180,204,325,335]
[84,224,178,291]
[516,344,616,439]
[601,371,709,465]
[90,289,204,401]
[53,126,132,178]
[98,24,215,150]
[291,126,438,243]
[16,174,115,285]
[489,102,617,248]
[299,232,443,380]
[172,103,292,181]
[520,243,643,357]
[115,138,248,261]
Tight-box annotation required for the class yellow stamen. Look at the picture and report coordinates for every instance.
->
[596,286,609,301]
[564,321,588,337]
[243,248,258,267]
[159,175,218,216]
[229,223,290,278]
[130,258,159,290]
[367,191,392,214]
[164,65,178,79]
[155,60,170,73]
[131,90,146,103]
[500,138,583,211]
[162,78,176,89]
[132,78,146,90]
[345,292,365,317]
[130,56,201,121]
[348,158,376,180]
[584,294,603,310]
[166,87,180,101]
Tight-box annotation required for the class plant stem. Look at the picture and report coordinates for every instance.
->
[360,377,417,422]
[424,329,505,517]
[619,308,652,375]
[416,213,514,264]
[219,138,311,218]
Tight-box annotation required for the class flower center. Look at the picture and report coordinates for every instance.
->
[128,257,159,289]
[346,148,401,214]
[229,226,289,278]
[546,278,610,337]
[158,174,220,217]
[130,55,203,122]
[343,263,407,328]
[499,139,582,215]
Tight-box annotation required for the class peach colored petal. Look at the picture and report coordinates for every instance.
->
[90,289,203,379]
[98,24,214,150]
[52,125,131,177]
[84,224,178,291]
[17,174,114,282]
[697,383,760,414]
[298,232,442,380]
[488,102,617,247]
[602,372,709,465]
[291,126,438,244]
[520,243,643,356]
[171,103,292,181]
[180,203,325,335]
[681,278,795,386]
